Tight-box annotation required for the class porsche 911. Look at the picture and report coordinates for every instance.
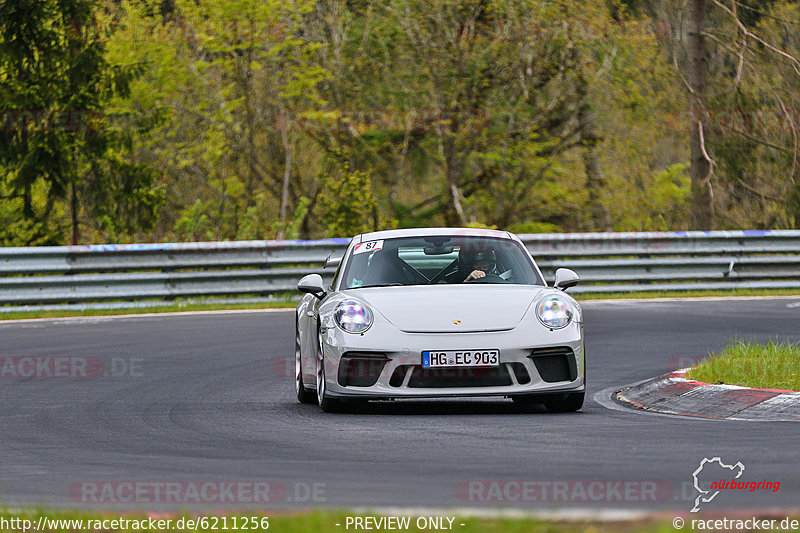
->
[295,227,584,413]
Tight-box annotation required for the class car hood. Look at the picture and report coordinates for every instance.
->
[346,285,546,333]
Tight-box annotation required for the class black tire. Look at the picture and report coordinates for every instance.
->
[316,338,344,413]
[511,395,544,410]
[295,326,315,404]
[543,392,585,413]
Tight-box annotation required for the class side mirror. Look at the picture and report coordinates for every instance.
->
[297,274,326,299]
[554,268,579,291]
[323,253,342,269]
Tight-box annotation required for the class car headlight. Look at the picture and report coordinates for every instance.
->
[334,300,373,333]
[536,295,573,329]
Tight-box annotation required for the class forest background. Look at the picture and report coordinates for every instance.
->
[2,0,800,245]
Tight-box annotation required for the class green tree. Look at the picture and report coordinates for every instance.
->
[305,0,593,229]
[0,0,163,244]
[319,163,391,237]
[107,0,327,241]
[643,0,800,228]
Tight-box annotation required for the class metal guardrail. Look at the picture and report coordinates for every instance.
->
[528,230,800,293]
[0,240,349,305]
[1,230,799,307]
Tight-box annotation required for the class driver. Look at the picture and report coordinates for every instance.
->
[455,250,497,283]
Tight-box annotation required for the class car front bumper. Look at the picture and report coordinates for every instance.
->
[319,320,584,400]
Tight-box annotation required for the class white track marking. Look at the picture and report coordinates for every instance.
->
[581,295,800,305]
[0,308,294,326]
[349,506,651,522]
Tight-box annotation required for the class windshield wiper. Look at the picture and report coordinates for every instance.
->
[357,283,404,288]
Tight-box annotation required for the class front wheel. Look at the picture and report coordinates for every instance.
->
[512,391,584,412]
[543,392,584,413]
[511,394,542,410]
[316,341,343,413]
[295,328,315,404]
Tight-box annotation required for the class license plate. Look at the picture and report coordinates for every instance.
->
[421,350,499,368]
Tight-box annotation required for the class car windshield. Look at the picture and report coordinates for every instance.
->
[339,235,544,289]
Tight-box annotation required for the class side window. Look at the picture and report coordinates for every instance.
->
[343,251,372,288]
[330,258,344,291]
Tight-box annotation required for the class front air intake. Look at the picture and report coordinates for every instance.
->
[337,353,387,387]
[529,346,577,383]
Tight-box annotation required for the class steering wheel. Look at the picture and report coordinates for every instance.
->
[467,272,507,283]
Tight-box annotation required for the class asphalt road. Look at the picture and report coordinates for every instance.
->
[0,299,798,513]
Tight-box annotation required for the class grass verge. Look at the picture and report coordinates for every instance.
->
[686,338,800,391]
[0,509,698,533]
[0,300,296,321]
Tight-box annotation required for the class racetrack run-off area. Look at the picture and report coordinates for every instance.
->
[616,369,800,421]
[0,298,798,512]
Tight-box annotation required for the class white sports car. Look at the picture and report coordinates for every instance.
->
[295,227,584,412]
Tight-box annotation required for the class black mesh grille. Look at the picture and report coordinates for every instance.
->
[407,365,512,388]
[529,347,577,383]
[337,353,387,387]
[389,363,530,388]
[510,362,531,384]
[389,365,408,387]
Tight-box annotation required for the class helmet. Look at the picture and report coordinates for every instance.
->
[459,249,496,272]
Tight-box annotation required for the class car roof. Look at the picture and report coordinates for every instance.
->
[356,227,516,243]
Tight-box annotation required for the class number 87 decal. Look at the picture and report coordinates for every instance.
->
[354,240,384,255]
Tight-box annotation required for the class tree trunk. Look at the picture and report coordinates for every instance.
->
[688,0,713,229]
[576,73,612,231]
[277,108,292,240]
[23,183,34,219]
[444,131,467,226]
[71,182,80,245]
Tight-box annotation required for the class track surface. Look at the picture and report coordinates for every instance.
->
[1,299,798,512]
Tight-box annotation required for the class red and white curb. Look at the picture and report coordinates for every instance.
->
[615,369,800,421]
